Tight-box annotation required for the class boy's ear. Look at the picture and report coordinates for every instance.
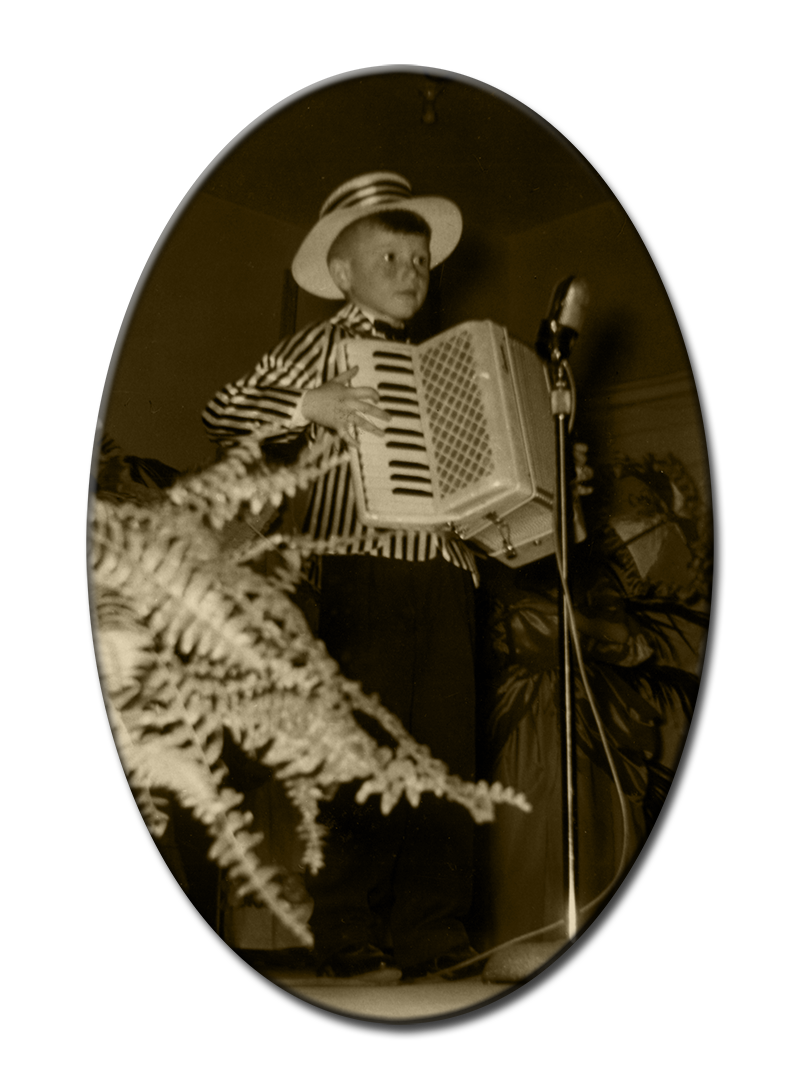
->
[328,257,352,296]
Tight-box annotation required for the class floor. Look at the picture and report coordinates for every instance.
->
[264,969,511,1021]
[243,940,570,1023]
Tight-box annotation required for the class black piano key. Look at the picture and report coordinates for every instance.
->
[380,396,419,407]
[374,363,415,375]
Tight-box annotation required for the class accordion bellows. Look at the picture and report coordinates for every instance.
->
[341,321,563,567]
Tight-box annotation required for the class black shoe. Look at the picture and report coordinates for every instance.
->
[403,946,485,981]
[318,943,401,984]
[236,945,313,971]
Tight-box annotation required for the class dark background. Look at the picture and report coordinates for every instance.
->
[101,70,708,496]
[90,61,722,1036]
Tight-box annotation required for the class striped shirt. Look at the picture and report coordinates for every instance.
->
[202,303,478,579]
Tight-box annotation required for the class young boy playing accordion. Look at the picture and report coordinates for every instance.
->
[204,172,480,981]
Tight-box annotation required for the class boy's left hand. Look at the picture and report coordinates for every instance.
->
[302,366,392,446]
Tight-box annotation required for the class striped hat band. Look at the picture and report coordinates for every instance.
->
[320,173,413,219]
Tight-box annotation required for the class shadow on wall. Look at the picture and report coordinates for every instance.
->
[503,200,693,386]
[497,199,708,494]
[581,308,639,392]
[439,226,512,331]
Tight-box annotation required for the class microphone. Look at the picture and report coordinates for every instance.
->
[535,276,589,363]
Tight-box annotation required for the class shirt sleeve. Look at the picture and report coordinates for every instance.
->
[202,321,334,446]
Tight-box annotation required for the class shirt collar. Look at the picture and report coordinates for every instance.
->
[331,302,406,339]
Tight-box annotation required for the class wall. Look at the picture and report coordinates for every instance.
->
[438,221,512,331]
[102,192,305,471]
[503,201,710,496]
[505,199,692,385]
[102,192,710,499]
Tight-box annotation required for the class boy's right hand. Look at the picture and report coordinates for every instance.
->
[302,366,392,446]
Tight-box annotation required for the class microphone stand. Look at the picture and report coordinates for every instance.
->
[538,293,581,944]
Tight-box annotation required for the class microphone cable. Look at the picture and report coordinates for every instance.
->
[428,518,634,982]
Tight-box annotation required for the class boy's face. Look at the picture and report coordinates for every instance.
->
[329,222,430,325]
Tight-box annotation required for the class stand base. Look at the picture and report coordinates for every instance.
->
[482,939,569,983]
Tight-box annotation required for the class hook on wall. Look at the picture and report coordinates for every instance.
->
[420,78,445,124]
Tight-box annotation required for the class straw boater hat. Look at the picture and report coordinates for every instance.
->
[291,171,463,299]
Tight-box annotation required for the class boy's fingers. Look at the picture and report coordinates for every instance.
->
[336,424,358,447]
[352,386,381,404]
[353,412,387,435]
[332,366,359,384]
[353,401,392,422]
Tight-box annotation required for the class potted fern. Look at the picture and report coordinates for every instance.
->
[90,434,529,945]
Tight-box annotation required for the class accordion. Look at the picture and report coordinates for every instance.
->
[340,320,576,568]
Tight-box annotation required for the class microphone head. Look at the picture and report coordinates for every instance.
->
[537,275,590,361]
[546,277,573,323]
[558,276,589,333]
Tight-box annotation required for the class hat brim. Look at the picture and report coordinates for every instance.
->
[291,195,463,299]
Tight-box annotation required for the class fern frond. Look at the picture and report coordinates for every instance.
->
[280,778,326,874]
[93,590,154,698]
[106,702,171,838]
[92,438,532,938]
[92,501,265,674]
[115,725,312,943]
[168,434,349,532]
[231,528,405,566]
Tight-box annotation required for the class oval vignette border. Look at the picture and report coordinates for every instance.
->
[90,61,709,1028]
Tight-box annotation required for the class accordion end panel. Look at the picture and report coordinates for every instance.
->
[463,327,585,568]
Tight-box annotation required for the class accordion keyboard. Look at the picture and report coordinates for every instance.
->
[356,350,439,521]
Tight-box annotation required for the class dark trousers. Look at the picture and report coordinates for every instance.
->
[306,553,476,970]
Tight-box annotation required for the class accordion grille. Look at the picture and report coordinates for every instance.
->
[418,328,495,497]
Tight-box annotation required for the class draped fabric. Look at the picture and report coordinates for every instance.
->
[477,524,708,946]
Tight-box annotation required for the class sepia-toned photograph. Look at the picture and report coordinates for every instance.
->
[89,68,712,1023]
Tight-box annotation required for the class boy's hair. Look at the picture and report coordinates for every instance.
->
[327,209,432,264]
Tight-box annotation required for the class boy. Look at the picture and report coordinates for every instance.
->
[203,172,480,981]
